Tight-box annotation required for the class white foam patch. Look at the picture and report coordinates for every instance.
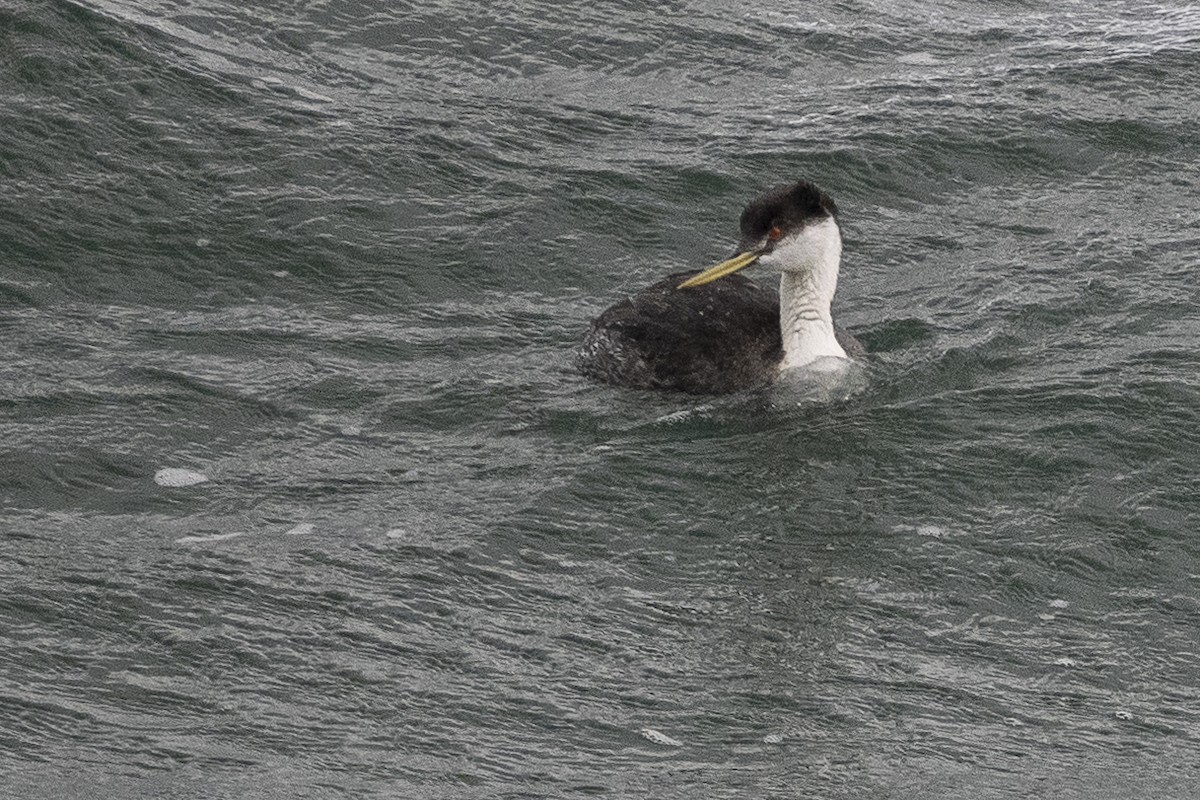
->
[154,468,209,487]
[639,728,683,747]
[894,523,958,538]
[898,51,940,65]
[175,531,244,544]
[295,87,334,103]
[285,523,316,536]
[655,409,696,424]
[763,733,785,744]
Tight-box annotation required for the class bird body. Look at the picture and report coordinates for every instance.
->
[578,271,782,394]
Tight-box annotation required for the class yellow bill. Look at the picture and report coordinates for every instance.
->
[676,250,761,289]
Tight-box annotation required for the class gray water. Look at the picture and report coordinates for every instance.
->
[3,0,1200,797]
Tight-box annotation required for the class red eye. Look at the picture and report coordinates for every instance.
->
[768,226,783,240]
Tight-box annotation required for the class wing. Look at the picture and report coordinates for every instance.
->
[577,272,783,394]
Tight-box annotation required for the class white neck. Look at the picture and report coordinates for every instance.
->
[769,218,847,370]
[779,272,846,368]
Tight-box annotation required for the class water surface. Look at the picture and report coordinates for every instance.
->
[3,0,1200,797]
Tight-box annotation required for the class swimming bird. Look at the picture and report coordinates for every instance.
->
[577,180,864,394]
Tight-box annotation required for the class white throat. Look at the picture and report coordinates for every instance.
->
[765,217,847,369]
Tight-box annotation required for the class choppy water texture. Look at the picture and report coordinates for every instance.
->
[3,0,1200,797]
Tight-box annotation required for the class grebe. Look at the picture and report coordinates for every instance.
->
[577,180,863,394]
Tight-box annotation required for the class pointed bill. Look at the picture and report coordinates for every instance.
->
[676,250,761,289]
